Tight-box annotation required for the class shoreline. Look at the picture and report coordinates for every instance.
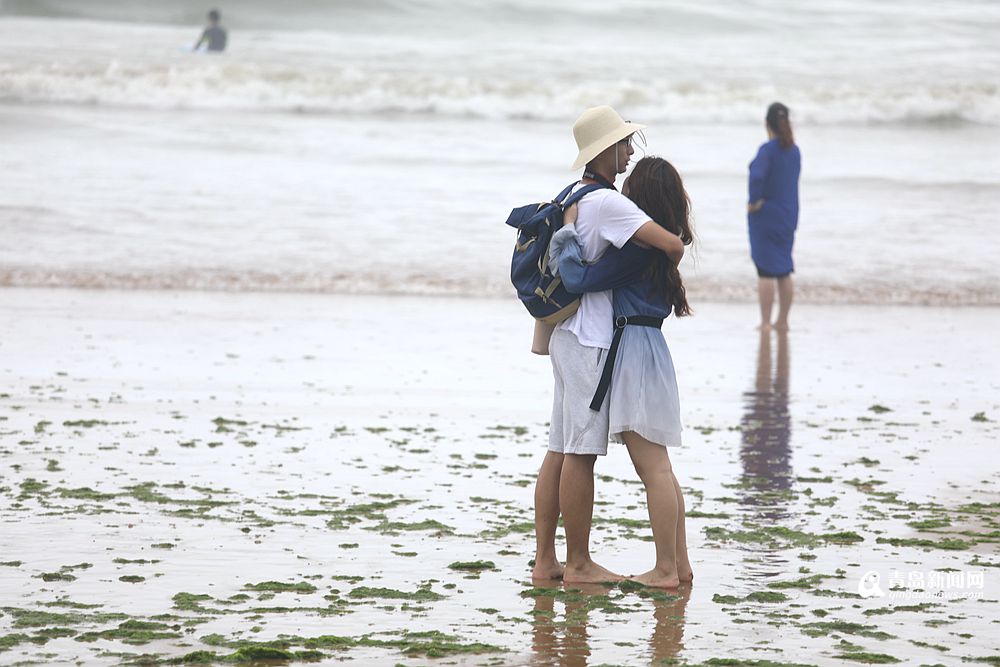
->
[2,282,999,308]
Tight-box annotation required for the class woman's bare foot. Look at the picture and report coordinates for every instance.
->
[676,554,693,582]
[563,560,623,584]
[774,320,789,333]
[629,567,680,589]
[758,322,773,332]
[531,558,565,581]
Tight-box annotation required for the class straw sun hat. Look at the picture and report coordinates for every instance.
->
[570,106,647,170]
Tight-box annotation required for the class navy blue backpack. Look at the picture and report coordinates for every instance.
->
[505,181,607,323]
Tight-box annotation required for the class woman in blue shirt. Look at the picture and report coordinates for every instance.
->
[551,156,695,588]
[748,102,801,332]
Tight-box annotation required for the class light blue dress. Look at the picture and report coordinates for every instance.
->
[550,228,683,448]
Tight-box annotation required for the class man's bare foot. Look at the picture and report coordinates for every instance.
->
[629,568,680,589]
[758,322,773,332]
[774,320,789,333]
[531,559,565,581]
[563,560,623,584]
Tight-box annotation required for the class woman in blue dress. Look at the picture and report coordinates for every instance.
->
[748,102,801,332]
[551,156,695,588]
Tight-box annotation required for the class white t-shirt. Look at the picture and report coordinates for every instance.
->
[557,186,650,349]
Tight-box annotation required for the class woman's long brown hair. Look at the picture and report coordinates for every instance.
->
[624,156,694,317]
[766,102,795,149]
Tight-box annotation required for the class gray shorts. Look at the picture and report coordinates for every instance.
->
[548,327,610,456]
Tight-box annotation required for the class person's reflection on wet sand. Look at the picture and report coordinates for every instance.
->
[528,581,600,667]
[529,583,561,666]
[739,330,792,519]
[528,582,690,666]
[648,585,691,664]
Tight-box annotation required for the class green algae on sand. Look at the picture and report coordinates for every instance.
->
[832,651,901,664]
[62,419,113,428]
[76,619,183,645]
[875,536,971,550]
[2,607,122,628]
[243,581,318,594]
[447,560,497,572]
[56,486,117,501]
[372,518,454,534]
[712,591,790,605]
[184,629,502,661]
[705,525,864,547]
[799,620,895,640]
[347,586,444,601]
[211,417,249,433]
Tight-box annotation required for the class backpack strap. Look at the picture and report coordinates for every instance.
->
[590,315,664,411]
[560,182,607,210]
[552,182,577,205]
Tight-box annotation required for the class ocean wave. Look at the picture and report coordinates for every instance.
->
[0,0,416,28]
[2,268,996,306]
[0,58,997,126]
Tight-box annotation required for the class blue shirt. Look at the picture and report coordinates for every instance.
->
[748,139,800,221]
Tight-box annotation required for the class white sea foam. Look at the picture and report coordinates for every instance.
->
[2,0,998,125]
[1,60,997,125]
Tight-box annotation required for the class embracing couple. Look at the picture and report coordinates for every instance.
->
[532,106,694,589]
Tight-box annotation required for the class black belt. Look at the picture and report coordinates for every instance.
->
[590,315,664,411]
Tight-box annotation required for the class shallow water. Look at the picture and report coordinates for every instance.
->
[0,288,997,665]
[2,1,999,305]
[2,103,998,306]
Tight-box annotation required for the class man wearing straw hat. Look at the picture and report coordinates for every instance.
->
[533,106,685,583]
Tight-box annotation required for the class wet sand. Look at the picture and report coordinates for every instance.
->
[1,287,998,666]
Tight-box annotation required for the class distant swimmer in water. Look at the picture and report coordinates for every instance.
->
[193,9,227,52]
